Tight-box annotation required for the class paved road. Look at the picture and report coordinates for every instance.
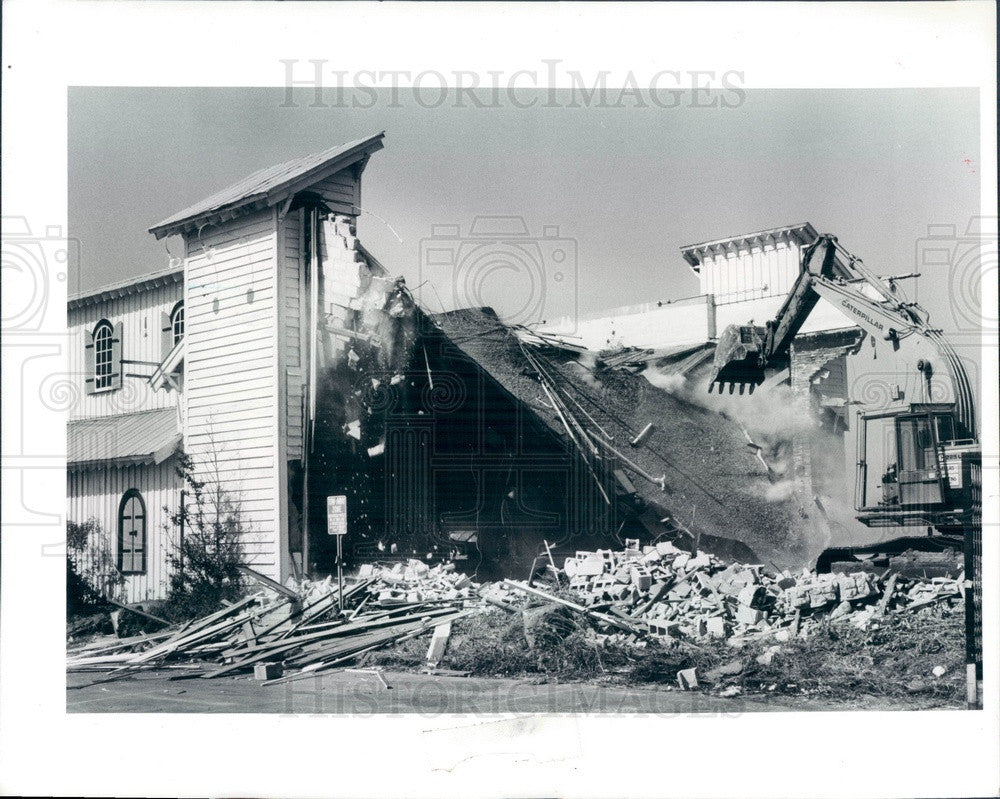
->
[67,669,904,714]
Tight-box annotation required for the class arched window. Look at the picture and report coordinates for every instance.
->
[170,301,184,345]
[93,319,114,390]
[118,489,147,574]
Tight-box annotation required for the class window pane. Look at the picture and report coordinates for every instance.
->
[94,323,113,390]
[172,304,185,345]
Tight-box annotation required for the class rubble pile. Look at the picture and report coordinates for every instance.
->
[66,565,479,685]
[67,548,965,694]
[356,560,477,604]
[542,540,964,643]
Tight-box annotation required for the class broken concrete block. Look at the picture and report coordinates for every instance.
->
[735,605,765,625]
[672,553,691,570]
[574,555,606,577]
[677,668,699,690]
[694,572,717,595]
[808,581,838,608]
[647,619,681,637]
[687,552,711,571]
[656,540,683,557]
[254,662,283,680]
[706,616,727,638]
[629,565,652,591]
[737,584,764,608]
[668,582,692,601]
[609,584,631,601]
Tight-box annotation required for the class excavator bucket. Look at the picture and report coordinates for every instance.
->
[709,324,767,394]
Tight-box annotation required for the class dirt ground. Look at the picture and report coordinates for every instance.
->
[66,669,962,714]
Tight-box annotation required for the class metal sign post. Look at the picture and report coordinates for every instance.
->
[327,495,347,612]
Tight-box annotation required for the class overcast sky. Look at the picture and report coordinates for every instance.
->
[69,86,980,338]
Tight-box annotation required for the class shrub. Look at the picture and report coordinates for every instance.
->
[66,518,124,615]
[163,454,248,620]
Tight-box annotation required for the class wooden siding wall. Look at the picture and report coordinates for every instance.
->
[68,283,182,420]
[699,241,802,306]
[312,168,360,216]
[67,458,181,603]
[282,208,305,462]
[183,208,283,579]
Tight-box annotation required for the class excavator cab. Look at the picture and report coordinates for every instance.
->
[855,403,978,530]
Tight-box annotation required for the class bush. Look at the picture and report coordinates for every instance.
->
[162,454,248,620]
[66,518,124,616]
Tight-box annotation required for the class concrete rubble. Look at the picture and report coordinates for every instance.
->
[546,540,962,643]
[67,548,964,689]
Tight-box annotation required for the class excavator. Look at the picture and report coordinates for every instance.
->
[709,233,982,707]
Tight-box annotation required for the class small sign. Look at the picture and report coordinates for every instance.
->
[327,495,347,536]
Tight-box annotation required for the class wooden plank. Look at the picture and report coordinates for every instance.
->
[502,580,642,634]
[237,565,300,599]
[425,621,452,667]
[875,573,899,616]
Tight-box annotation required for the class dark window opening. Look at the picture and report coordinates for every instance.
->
[118,489,147,575]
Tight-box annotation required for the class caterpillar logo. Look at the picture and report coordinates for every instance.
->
[841,299,885,332]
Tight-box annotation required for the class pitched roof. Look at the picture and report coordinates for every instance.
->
[149,131,386,240]
[432,308,807,567]
[68,408,181,469]
[68,264,183,311]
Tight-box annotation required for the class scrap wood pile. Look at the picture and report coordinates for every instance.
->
[504,539,966,645]
[66,562,480,685]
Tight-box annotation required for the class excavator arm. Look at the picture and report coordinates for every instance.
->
[709,235,845,394]
[709,234,976,437]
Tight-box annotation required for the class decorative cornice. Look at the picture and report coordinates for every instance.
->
[680,223,819,272]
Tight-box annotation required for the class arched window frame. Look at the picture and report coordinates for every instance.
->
[170,300,185,345]
[92,319,115,391]
[117,489,147,575]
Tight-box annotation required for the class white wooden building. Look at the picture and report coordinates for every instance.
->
[67,266,185,602]
[68,132,388,599]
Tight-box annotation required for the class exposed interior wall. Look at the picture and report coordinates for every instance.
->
[788,328,867,560]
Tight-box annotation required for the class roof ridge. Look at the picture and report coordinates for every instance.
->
[149,131,385,239]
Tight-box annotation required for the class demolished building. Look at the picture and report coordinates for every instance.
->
[67,133,863,601]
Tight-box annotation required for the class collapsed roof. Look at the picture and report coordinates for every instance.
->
[432,307,810,568]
